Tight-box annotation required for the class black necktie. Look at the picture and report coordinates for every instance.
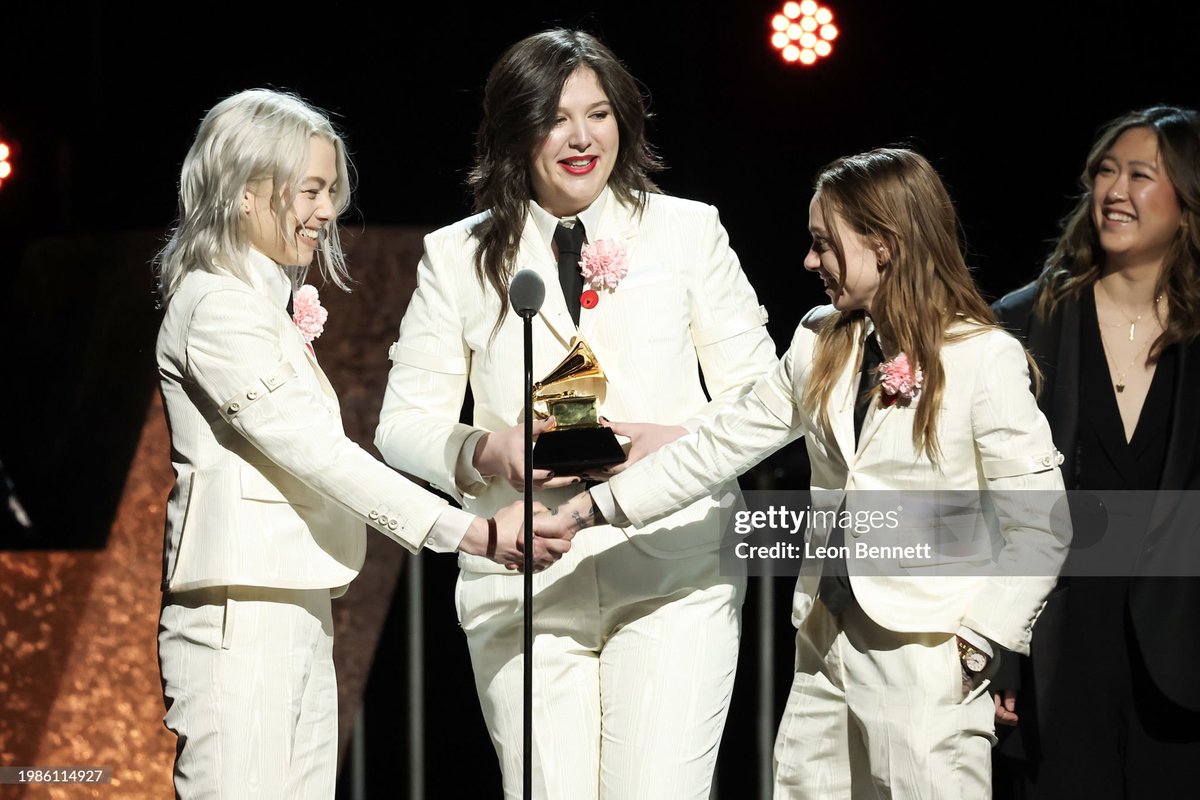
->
[855,333,885,446]
[819,332,883,614]
[554,221,586,326]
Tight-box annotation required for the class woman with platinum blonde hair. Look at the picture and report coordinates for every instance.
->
[537,148,1071,798]
[153,88,561,799]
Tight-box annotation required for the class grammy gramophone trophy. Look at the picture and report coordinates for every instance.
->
[530,337,627,473]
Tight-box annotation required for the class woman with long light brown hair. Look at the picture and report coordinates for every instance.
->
[538,147,1070,798]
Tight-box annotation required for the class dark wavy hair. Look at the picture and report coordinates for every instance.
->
[468,29,663,334]
[1037,105,1200,355]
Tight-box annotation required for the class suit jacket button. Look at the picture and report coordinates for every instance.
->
[378,514,389,525]
[368,510,379,520]
[388,520,399,530]
[247,390,259,400]
[228,402,240,412]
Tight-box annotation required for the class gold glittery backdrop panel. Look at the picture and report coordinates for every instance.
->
[0,393,176,800]
[313,225,430,758]
[0,226,428,799]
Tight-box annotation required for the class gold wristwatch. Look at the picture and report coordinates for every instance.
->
[957,638,990,674]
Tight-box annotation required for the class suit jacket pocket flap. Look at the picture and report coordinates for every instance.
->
[240,463,319,508]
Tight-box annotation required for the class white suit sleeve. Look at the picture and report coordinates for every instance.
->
[375,240,486,503]
[682,205,778,431]
[960,333,1071,654]
[606,326,807,529]
[185,288,449,552]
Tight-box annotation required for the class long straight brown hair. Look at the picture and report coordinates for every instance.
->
[801,148,998,463]
[1037,106,1200,358]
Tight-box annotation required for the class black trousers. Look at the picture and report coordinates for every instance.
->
[1028,577,1200,799]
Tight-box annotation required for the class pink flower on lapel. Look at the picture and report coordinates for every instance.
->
[292,284,328,344]
[878,352,923,406]
[579,239,629,291]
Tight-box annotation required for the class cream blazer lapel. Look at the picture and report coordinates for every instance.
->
[302,343,340,408]
[577,196,639,343]
[823,352,859,469]
[516,214,577,351]
[576,197,639,400]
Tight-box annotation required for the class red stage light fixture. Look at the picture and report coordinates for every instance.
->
[771,2,837,66]
[0,139,12,189]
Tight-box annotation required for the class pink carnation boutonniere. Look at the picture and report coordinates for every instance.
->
[292,284,328,344]
[578,240,630,308]
[878,352,923,407]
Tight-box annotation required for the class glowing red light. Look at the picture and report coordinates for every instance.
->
[772,1,837,66]
[0,139,11,187]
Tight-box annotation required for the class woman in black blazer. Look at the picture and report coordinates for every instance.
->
[993,105,1200,799]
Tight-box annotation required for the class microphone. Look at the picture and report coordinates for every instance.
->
[509,269,545,318]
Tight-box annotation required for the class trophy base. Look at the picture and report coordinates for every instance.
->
[531,426,627,474]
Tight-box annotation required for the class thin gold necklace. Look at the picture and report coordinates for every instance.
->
[1097,326,1153,393]
[1097,279,1163,342]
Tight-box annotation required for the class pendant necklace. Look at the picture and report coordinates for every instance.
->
[1098,326,1153,393]
[1097,279,1163,342]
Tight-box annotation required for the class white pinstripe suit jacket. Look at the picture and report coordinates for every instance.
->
[156,249,449,594]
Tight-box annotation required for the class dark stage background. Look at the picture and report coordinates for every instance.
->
[1,1,1197,797]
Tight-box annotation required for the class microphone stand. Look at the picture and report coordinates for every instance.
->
[521,305,534,800]
[508,269,544,800]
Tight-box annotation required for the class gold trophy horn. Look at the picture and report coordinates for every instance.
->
[529,336,627,472]
[532,337,605,428]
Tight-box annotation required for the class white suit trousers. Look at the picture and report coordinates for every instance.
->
[159,585,337,799]
[458,534,744,800]
[772,600,996,799]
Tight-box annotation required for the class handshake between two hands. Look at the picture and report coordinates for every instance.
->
[457,418,688,571]
[458,491,599,572]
